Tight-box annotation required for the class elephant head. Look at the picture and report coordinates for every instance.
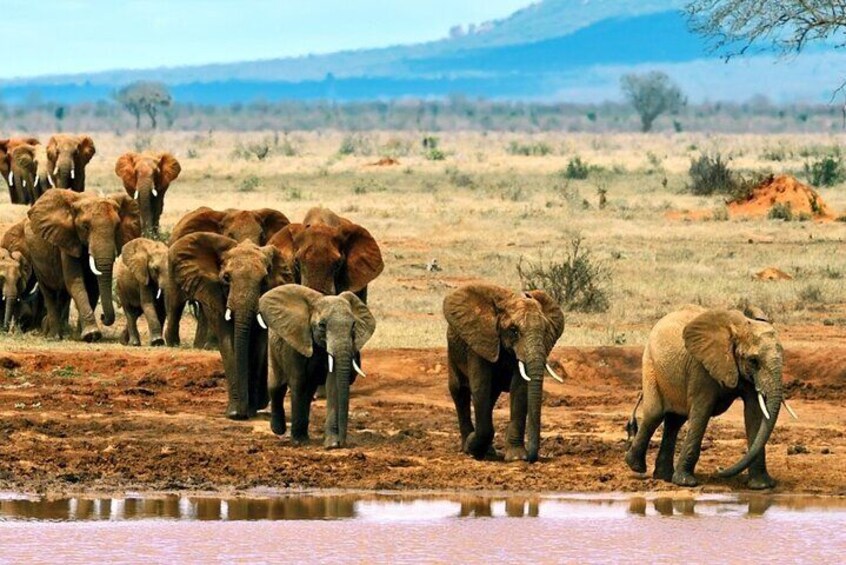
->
[115,152,181,236]
[444,284,564,462]
[120,238,170,298]
[0,247,33,330]
[28,189,141,326]
[170,207,290,245]
[170,232,292,419]
[259,285,376,447]
[1,138,40,205]
[683,309,784,478]
[45,134,96,191]
[271,210,383,296]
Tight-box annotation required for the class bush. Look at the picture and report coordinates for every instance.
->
[804,154,844,187]
[506,141,553,156]
[238,175,260,192]
[445,167,474,188]
[688,153,736,196]
[768,202,793,221]
[517,237,611,313]
[563,157,590,180]
[338,133,374,156]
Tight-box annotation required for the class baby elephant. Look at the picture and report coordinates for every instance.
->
[258,284,376,449]
[625,306,797,489]
[116,238,169,346]
[444,283,565,463]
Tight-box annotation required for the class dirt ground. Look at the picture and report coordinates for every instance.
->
[1,335,844,497]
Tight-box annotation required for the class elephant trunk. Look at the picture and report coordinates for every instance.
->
[525,356,546,463]
[229,306,256,419]
[54,157,74,189]
[718,366,783,478]
[137,180,157,236]
[89,241,117,326]
[334,347,352,447]
[3,288,17,330]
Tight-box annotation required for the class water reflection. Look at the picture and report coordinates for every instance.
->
[0,493,841,522]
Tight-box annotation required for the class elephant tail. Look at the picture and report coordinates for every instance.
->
[626,392,642,446]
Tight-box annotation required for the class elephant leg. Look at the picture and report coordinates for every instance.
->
[248,332,269,414]
[193,305,208,348]
[164,291,184,347]
[448,360,473,450]
[139,289,164,346]
[743,394,775,489]
[268,353,287,436]
[653,413,685,481]
[673,401,715,487]
[289,380,313,445]
[625,400,663,474]
[61,255,100,342]
[124,304,143,346]
[466,366,496,460]
[39,287,64,339]
[505,377,528,462]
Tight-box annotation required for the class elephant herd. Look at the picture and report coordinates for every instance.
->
[0,134,798,490]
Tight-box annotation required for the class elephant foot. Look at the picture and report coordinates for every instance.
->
[504,445,528,462]
[653,466,674,482]
[747,474,776,490]
[672,470,698,487]
[324,435,343,449]
[150,336,165,347]
[291,435,310,446]
[226,404,250,420]
[270,415,286,436]
[625,450,647,474]
[119,329,129,345]
[129,338,141,347]
[81,326,102,343]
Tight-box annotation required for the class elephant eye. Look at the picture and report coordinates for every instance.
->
[221,272,232,285]
[508,326,519,339]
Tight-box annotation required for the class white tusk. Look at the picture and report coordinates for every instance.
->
[546,363,564,383]
[53,164,58,175]
[518,360,530,382]
[134,191,139,200]
[758,392,770,420]
[156,288,162,300]
[70,168,75,180]
[256,313,267,329]
[7,171,12,185]
[152,188,159,198]
[352,358,366,378]
[328,354,334,373]
[22,179,26,189]
[89,255,103,276]
[47,174,54,187]
[34,175,40,187]
[224,308,232,322]
[783,399,799,421]
[29,282,38,296]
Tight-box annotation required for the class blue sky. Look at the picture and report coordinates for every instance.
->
[1,0,529,78]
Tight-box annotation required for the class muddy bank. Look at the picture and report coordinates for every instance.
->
[0,345,844,496]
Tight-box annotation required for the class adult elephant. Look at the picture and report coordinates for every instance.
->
[25,189,140,341]
[1,137,40,204]
[270,207,383,302]
[45,134,96,192]
[169,232,291,419]
[115,152,181,236]
[443,283,565,463]
[625,306,796,489]
[259,285,376,447]
[0,220,43,332]
[164,206,289,348]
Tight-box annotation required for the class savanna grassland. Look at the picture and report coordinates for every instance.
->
[1,130,845,496]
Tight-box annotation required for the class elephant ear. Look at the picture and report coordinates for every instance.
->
[156,153,181,190]
[0,140,10,178]
[1,220,26,254]
[109,194,142,250]
[269,223,303,274]
[339,223,383,292]
[443,284,512,363]
[27,189,84,257]
[258,284,321,357]
[340,291,376,351]
[10,250,32,284]
[526,290,565,354]
[254,208,290,242]
[170,207,225,243]
[260,245,294,289]
[121,240,151,286]
[683,309,748,389]
[115,153,138,194]
[77,136,96,165]
[11,145,36,172]
[170,233,237,316]
[46,137,59,168]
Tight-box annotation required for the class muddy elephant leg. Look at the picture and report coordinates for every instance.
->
[139,287,164,346]
[124,304,143,346]
[466,365,496,460]
[289,378,313,445]
[61,255,100,342]
[268,353,287,436]
[505,377,528,462]
[743,394,775,489]
[39,287,64,339]
[164,291,184,347]
[653,413,685,482]
[625,400,663,474]
[448,361,473,450]
[673,401,715,487]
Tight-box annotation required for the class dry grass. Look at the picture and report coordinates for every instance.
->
[1,130,845,350]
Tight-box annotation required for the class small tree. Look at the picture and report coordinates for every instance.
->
[116,81,172,129]
[620,71,685,132]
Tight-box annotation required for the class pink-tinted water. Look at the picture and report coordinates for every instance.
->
[1,493,844,563]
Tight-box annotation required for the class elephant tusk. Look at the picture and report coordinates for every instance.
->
[89,255,103,276]
[224,308,232,322]
[47,173,54,187]
[152,188,159,198]
[29,282,38,296]
[34,174,40,187]
[7,171,12,186]
[783,399,799,421]
[758,392,770,420]
[256,313,267,329]
[352,358,366,378]
[22,179,26,189]
[134,191,139,200]
[156,288,162,300]
[545,363,564,383]
[518,360,531,382]
[70,167,75,180]
[328,354,334,373]
[53,164,58,175]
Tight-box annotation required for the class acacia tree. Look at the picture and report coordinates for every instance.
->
[116,81,172,129]
[620,71,686,132]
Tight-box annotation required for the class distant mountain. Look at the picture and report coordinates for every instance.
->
[0,0,841,104]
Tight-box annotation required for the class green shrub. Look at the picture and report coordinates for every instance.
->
[768,202,793,221]
[506,141,553,156]
[238,175,260,192]
[338,133,374,156]
[688,153,735,196]
[804,154,844,187]
[563,157,590,180]
[445,167,474,188]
